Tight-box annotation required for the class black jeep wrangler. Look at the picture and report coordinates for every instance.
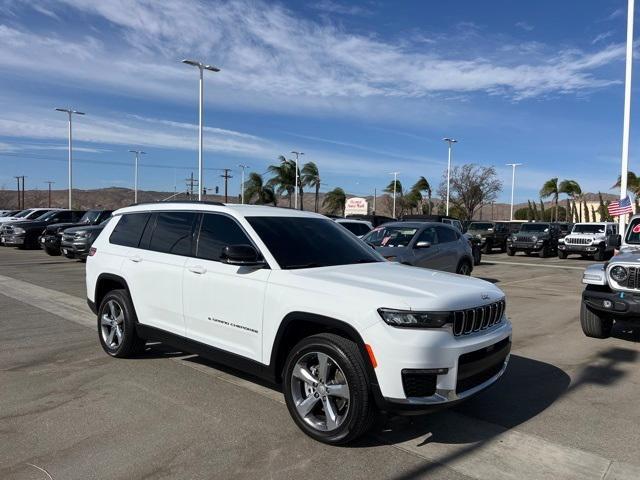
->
[506,222,561,258]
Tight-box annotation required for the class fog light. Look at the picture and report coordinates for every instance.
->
[603,300,613,309]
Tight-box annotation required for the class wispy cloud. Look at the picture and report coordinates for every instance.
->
[311,0,372,16]
[592,31,614,44]
[515,21,534,32]
[0,0,627,114]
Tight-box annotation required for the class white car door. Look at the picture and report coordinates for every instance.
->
[183,213,269,361]
[120,211,197,336]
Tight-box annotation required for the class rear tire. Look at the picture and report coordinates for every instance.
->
[580,302,613,339]
[97,289,146,358]
[594,246,606,261]
[283,333,376,445]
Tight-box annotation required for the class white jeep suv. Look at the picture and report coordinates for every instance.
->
[86,202,512,444]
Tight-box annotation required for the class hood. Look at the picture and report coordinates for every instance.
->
[467,228,492,235]
[64,225,104,235]
[3,220,45,229]
[46,222,86,233]
[277,262,504,311]
[610,248,640,263]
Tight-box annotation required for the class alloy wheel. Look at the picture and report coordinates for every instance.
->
[290,351,350,432]
[101,299,124,349]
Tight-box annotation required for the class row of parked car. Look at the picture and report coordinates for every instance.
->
[0,208,112,259]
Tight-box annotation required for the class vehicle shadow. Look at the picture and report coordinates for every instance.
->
[361,347,637,479]
[612,321,640,343]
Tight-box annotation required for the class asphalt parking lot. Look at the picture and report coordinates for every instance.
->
[1,248,640,480]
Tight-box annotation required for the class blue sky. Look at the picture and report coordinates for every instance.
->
[0,0,635,202]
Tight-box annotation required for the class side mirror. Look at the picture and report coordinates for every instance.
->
[220,244,265,266]
[606,234,622,249]
[415,241,431,249]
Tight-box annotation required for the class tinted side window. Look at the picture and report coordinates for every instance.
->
[416,227,437,244]
[197,214,252,261]
[148,212,197,256]
[110,213,151,247]
[340,222,370,236]
[435,226,457,243]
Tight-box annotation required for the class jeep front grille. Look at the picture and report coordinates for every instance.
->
[621,266,640,290]
[565,237,591,245]
[452,300,505,336]
[515,235,533,243]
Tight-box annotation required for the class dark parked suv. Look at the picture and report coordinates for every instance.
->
[1,210,85,249]
[466,221,511,253]
[61,219,110,260]
[506,222,561,258]
[40,209,113,256]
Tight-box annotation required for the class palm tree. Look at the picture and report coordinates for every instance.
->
[243,172,276,205]
[267,156,296,208]
[322,187,346,216]
[539,178,559,222]
[411,176,432,214]
[301,162,321,213]
[559,180,582,222]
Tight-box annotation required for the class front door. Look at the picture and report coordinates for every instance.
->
[183,213,269,362]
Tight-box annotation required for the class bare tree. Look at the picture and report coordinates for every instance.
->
[437,164,502,221]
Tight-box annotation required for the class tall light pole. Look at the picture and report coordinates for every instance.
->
[619,0,635,233]
[45,181,55,208]
[129,150,146,204]
[506,163,523,221]
[389,172,400,218]
[443,138,457,216]
[55,108,85,209]
[291,151,304,209]
[239,164,249,204]
[182,59,220,201]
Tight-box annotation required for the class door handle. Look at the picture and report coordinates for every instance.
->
[189,265,207,274]
[129,255,142,263]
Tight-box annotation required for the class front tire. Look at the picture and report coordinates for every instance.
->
[506,247,515,256]
[97,289,145,358]
[44,246,61,256]
[283,333,375,445]
[580,302,613,339]
[456,260,472,276]
[481,240,492,254]
[594,246,606,261]
[558,250,567,259]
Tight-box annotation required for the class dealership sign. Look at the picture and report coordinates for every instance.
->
[345,197,368,216]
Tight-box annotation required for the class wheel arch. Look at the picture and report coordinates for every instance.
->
[95,273,132,312]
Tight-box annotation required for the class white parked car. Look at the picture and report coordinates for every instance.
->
[86,202,512,444]
[0,208,61,224]
[558,222,618,260]
[334,218,373,237]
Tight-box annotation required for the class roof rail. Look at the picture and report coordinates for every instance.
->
[129,200,225,207]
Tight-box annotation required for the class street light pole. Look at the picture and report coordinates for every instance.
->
[55,108,85,209]
[238,164,249,204]
[389,172,400,218]
[443,138,457,216]
[619,0,635,233]
[129,150,146,204]
[291,151,304,209]
[45,181,55,208]
[506,163,523,221]
[182,59,220,201]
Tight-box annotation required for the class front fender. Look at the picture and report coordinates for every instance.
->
[582,264,607,286]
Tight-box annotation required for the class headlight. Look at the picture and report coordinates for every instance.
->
[511,235,517,241]
[558,237,565,244]
[531,235,538,242]
[13,227,25,234]
[610,266,629,283]
[74,231,89,239]
[378,308,451,328]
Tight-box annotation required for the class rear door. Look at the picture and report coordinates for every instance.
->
[183,213,269,361]
[120,211,197,336]
[435,226,460,272]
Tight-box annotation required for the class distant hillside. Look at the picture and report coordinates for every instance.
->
[0,187,621,220]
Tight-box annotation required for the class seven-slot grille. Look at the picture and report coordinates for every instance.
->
[565,237,591,245]
[515,235,534,243]
[2,226,14,235]
[618,266,640,290]
[452,300,505,336]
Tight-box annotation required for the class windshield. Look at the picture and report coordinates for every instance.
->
[338,222,371,236]
[572,224,605,234]
[12,209,32,218]
[80,210,101,224]
[247,216,382,269]
[468,222,494,231]
[362,225,419,247]
[625,219,640,244]
[33,210,57,221]
[520,223,549,233]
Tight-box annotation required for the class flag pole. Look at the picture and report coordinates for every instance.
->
[619,0,635,234]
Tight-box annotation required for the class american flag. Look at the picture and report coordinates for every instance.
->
[608,196,633,216]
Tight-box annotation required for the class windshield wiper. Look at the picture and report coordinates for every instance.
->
[286,263,322,269]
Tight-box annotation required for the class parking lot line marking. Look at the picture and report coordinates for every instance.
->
[484,260,586,271]
[3,272,640,480]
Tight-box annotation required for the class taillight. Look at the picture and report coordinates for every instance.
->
[89,247,97,256]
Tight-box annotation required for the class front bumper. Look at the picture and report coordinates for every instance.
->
[559,244,599,253]
[582,287,640,319]
[61,239,90,258]
[40,234,61,249]
[1,234,25,246]
[508,241,542,251]
[364,318,512,412]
